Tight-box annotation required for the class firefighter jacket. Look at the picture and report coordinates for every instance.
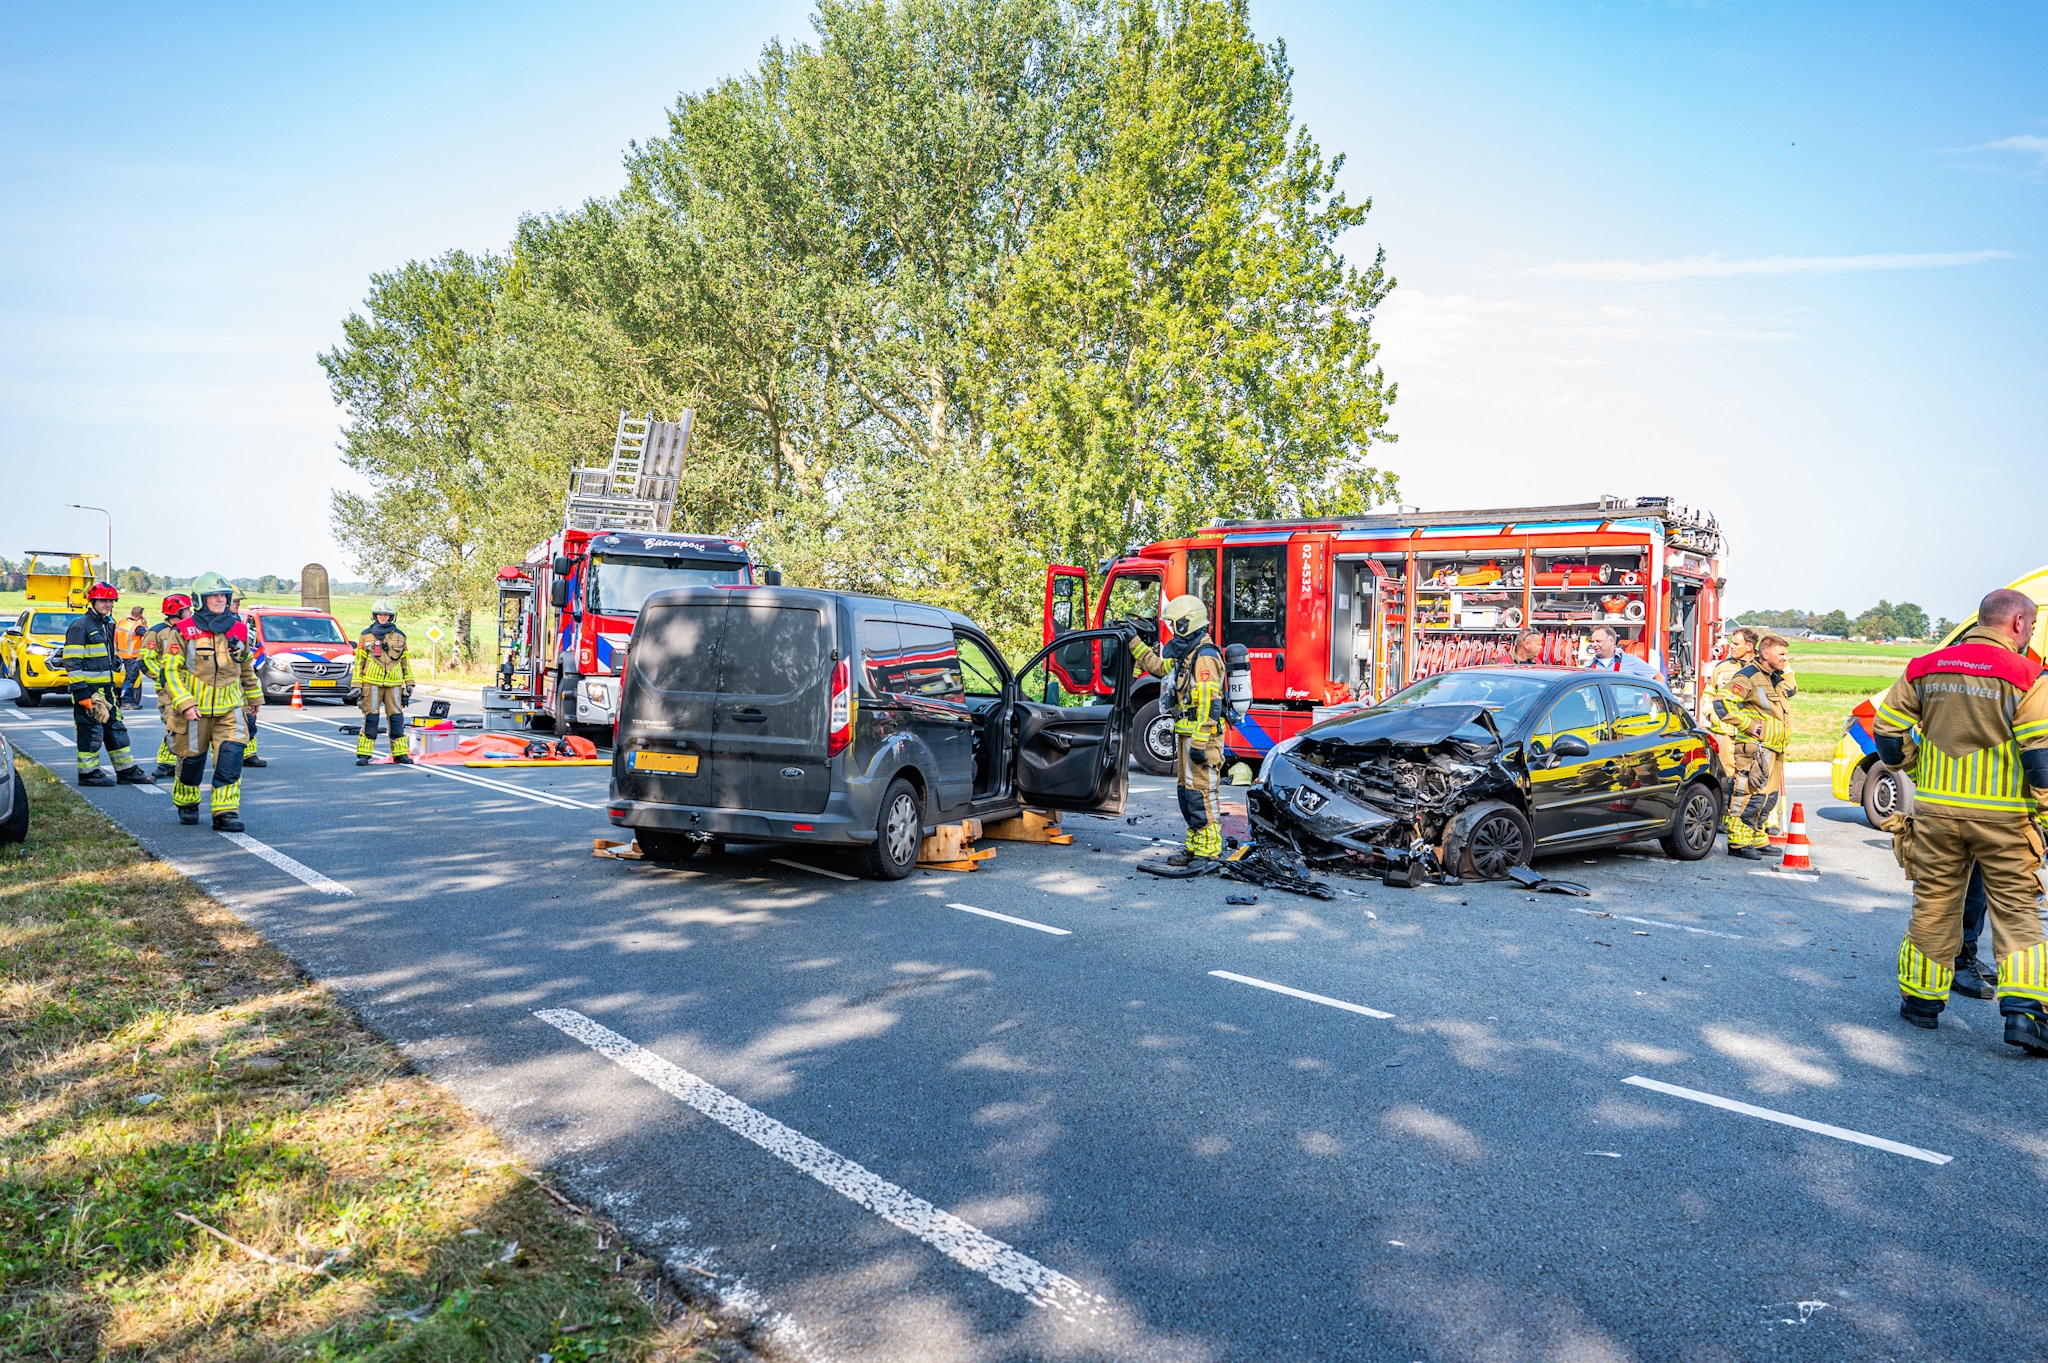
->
[1702,658,1746,734]
[61,610,121,701]
[1134,634,1227,742]
[141,619,184,686]
[354,622,413,689]
[161,611,260,717]
[1875,625,2048,823]
[1719,663,1791,752]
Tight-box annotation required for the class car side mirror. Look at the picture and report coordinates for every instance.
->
[1552,733,1593,760]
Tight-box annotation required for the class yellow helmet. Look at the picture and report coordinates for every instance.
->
[1162,594,1209,632]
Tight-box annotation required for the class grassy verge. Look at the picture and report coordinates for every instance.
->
[0,753,730,1361]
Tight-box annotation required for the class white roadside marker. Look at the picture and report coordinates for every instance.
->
[1622,1075,1951,1165]
[771,858,856,881]
[130,782,165,796]
[534,1009,1105,1317]
[1572,907,1746,939]
[946,902,1071,936]
[216,831,354,897]
[1208,969,1395,1019]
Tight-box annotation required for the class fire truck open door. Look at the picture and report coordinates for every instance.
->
[1332,557,1376,699]
[1044,565,1090,643]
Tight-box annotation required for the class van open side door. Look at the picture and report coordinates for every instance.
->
[1009,628,1131,816]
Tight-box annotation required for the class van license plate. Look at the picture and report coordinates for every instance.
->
[309,679,339,687]
[632,751,699,775]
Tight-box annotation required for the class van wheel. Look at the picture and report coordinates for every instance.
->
[1132,699,1176,776]
[635,830,700,863]
[1660,781,1722,861]
[15,689,39,709]
[1863,765,1911,829]
[857,777,922,880]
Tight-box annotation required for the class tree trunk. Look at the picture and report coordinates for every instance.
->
[456,607,474,665]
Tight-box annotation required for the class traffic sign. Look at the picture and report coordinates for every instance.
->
[426,625,445,643]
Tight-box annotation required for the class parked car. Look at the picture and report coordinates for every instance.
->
[609,586,1134,878]
[246,606,383,705]
[1,606,87,707]
[0,680,29,843]
[1248,666,1725,881]
[1832,564,2048,826]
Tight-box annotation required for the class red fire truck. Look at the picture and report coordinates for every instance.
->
[492,412,771,737]
[1044,497,1726,773]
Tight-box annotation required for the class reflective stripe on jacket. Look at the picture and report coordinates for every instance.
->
[114,618,146,659]
[1874,626,2048,820]
[354,625,412,688]
[1722,663,1790,752]
[162,620,260,716]
[62,612,120,697]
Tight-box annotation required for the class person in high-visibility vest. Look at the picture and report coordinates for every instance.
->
[1129,594,1228,865]
[162,572,260,831]
[233,589,267,768]
[353,598,414,765]
[114,605,147,707]
[1875,587,2048,1055]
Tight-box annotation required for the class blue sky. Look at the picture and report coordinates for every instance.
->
[2,1,2041,620]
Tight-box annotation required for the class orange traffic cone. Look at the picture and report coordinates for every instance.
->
[1775,802,1813,872]
[290,682,304,710]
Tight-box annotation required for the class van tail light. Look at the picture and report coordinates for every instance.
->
[827,658,854,757]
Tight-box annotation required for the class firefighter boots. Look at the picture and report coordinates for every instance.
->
[212,811,244,833]
[2006,1011,2048,1057]
[1953,954,1998,1000]
[1899,995,1943,1030]
[78,768,116,788]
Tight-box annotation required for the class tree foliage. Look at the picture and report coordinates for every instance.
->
[324,0,1398,658]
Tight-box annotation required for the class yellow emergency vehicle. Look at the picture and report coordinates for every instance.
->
[0,551,104,708]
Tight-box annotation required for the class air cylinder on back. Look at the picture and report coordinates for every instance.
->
[1224,643,1252,714]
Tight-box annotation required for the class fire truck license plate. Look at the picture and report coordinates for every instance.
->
[631,751,698,775]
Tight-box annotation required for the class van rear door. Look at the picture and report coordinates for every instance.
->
[622,591,832,814]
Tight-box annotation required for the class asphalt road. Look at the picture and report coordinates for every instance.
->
[12,694,2046,1363]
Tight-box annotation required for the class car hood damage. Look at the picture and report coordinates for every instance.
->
[1246,704,1524,884]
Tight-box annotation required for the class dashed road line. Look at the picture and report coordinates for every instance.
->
[945,902,1071,936]
[771,858,857,881]
[1572,907,1746,939]
[40,729,71,747]
[216,831,353,896]
[1209,969,1395,1019]
[1622,1075,1951,1165]
[535,1008,1106,1318]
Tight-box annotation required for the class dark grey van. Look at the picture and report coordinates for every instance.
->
[607,587,1134,878]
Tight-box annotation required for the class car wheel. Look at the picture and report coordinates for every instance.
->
[1862,765,1911,828]
[1131,698,1176,776]
[1450,800,1533,880]
[856,777,923,880]
[0,768,28,843]
[1660,781,1722,861]
[635,829,700,863]
[15,689,39,709]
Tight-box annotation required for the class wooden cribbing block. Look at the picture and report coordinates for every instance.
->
[593,838,643,860]
[919,848,997,873]
[918,819,984,866]
[980,808,1072,845]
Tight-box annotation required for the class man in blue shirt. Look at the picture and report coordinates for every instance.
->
[1587,624,1661,680]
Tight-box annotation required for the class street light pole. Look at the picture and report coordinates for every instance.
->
[67,504,112,583]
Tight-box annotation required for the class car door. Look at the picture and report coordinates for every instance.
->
[1525,681,1621,846]
[1600,680,1686,835]
[1009,628,1133,815]
[892,605,974,813]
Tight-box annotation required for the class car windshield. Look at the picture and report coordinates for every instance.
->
[29,612,84,635]
[589,554,747,617]
[1377,671,1552,731]
[258,615,346,644]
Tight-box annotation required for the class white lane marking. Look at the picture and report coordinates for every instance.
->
[40,729,72,747]
[1115,831,1173,846]
[946,902,1071,936]
[771,858,856,881]
[1752,869,1821,882]
[1622,1076,1951,1165]
[216,831,353,896]
[1209,969,1396,1019]
[535,1009,1105,1317]
[1572,907,1745,939]
[273,725,599,810]
[129,782,165,796]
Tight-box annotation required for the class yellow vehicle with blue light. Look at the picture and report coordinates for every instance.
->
[1,550,104,708]
[1833,565,2048,825]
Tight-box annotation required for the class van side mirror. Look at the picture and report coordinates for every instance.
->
[552,555,573,576]
[762,567,784,586]
[549,580,570,609]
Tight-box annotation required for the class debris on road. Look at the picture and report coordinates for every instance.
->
[1506,865,1591,896]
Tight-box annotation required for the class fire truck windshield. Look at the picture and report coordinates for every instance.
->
[588,554,747,616]
[1377,671,1551,730]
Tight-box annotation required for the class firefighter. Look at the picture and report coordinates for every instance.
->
[1130,594,1228,865]
[1875,587,2048,1054]
[353,598,413,766]
[233,589,267,768]
[143,593,193,778]
[60,582,154,787]
[162,572,260,831]
[1718,632,1791,860]
[1705,628,1764,856]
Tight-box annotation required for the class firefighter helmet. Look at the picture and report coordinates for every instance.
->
[371,597,397,618]
[1161,594,1209,632]
[86,582,120,603]
[190,571,231,600]
[161,593,192,616]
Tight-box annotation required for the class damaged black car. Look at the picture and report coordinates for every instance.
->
[1246,667,1725,884]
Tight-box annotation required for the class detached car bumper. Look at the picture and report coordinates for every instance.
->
[608,791,875,845]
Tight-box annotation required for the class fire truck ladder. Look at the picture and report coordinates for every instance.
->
[564,410,693,533]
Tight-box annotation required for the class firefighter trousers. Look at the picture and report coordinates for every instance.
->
[1897,813,2047,1016]
[1177,734,1225,858]
[73,694,134,775]
[1724,743,1778,847]
[155,697,176,768]
[357,685,408,758]
[171,710,246,815]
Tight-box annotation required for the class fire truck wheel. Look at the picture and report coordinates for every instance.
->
[635,830,701,863]
[1131,699,1176,777]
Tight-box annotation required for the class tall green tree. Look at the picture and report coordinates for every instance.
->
[320,251,509,659]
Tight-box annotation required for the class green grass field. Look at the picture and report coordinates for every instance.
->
[1781,641,1914,760]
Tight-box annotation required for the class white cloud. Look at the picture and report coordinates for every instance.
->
[1524,249,2014,282]
[1974,134,2048,168]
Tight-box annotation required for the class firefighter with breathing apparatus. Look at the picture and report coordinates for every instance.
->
[143,593,193,778]
[60,582,155,787]
[161,572,259,830]
[1130,594,1233,866]
[353,598,413,765]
